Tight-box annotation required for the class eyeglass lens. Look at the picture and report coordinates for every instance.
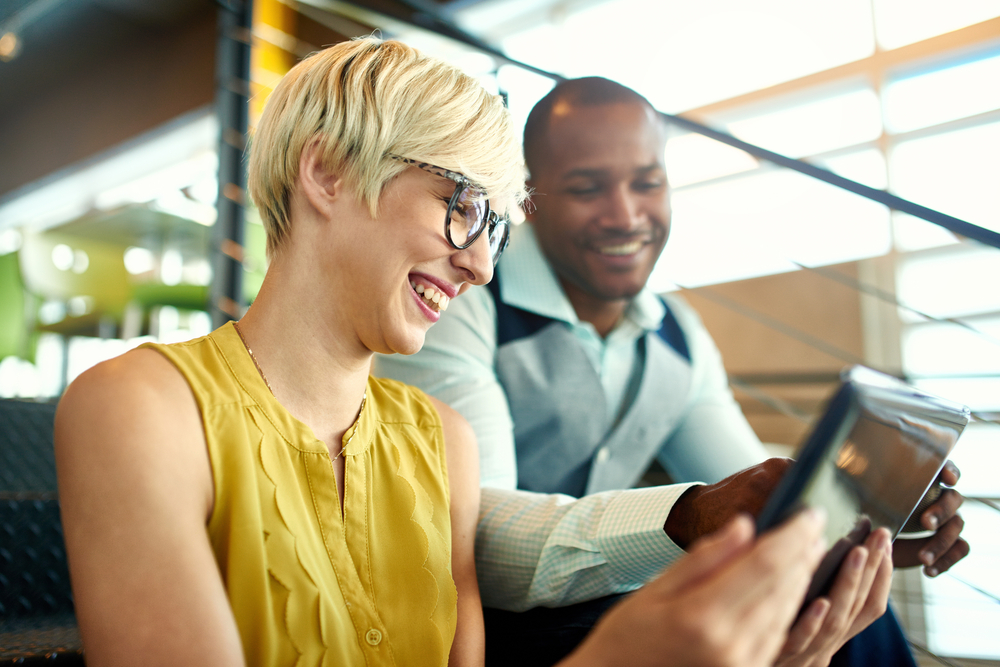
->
[448,186,509,264]
[486,215,509,265]
[448,186,489,247]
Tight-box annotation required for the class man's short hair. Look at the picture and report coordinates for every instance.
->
[523,77,659,178]
[248,36,526,256]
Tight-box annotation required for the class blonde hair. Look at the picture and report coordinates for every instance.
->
[248,37,526,256]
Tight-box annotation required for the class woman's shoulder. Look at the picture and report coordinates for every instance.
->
[367,375,442,429]
[55,345,214,518]
[61,345,196,420]
[138,327,251,409]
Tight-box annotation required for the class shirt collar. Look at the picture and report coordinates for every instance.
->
[496,223,666,333]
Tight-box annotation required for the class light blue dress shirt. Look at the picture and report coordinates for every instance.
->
[376,223,768,610]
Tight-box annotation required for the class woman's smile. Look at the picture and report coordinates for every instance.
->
[407,272,458,322]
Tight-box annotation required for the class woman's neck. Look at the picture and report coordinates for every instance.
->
[234,255,371,451]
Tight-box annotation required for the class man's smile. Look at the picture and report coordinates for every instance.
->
[595,240,645,256]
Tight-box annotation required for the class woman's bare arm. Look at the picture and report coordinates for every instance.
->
[432,397,485,667]
[55,349,244,667]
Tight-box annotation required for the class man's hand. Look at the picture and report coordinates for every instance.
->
[892,461,970,576]
[775,528,893,667]
[665,458,792,549]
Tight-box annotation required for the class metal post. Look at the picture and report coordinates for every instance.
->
[210,0,254,328]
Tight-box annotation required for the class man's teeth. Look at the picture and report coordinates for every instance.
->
[411,281,450,312]
[598,241,644,256]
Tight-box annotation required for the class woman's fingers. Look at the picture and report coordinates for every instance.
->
[648,514,757,598]
[849,529,890,619]
[849,542,893,637]
[717,509,829,663]
[779,599,830,663]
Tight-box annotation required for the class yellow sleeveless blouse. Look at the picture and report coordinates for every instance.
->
[145,323,457,666]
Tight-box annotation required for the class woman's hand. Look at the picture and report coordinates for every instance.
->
[775,528,893,667]
[560,509,828,667]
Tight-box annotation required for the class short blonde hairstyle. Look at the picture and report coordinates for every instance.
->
[248,37,527,256]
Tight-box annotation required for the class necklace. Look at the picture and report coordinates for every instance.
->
[232,320,367,462]
[233,319,274,395]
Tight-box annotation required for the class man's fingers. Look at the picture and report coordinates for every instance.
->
[919,513,966,568]
[925,538,971,577]
[922,488,964,531]
[939,460,961,487]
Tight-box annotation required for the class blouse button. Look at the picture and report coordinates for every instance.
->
[366,629,382,646]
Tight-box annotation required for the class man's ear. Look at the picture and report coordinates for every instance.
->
[298,139,343,216]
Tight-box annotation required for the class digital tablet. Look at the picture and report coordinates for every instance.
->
[755,366,970,605]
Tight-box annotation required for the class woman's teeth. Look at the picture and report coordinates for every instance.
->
[598,241,644,256]
[411,281,450,312]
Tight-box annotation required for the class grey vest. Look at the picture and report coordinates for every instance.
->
[487,278,695,497]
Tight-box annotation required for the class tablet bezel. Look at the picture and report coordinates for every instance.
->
[754,365,970,606]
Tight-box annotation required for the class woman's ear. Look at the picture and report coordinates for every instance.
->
[298,139,343,216]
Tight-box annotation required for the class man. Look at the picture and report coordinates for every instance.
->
[376,77,968,665]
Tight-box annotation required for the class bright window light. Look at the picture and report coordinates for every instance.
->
[947,424,1000,494]
[923,502,1000,659]
[66,337,130,387]
[0,229,22,254]
[873,0,1000,50]
[892,212,962,253]
[160,249,183,286]
[496,64,555,149]
[896,246,1000,319]
[889,122,1000,239]
[0,357,38,398]
[722,88,882,158]
[652,168,890,289]
[499,0,875,113]
[884,53,1000,133]
[51,244,73,271]
[913,376,1000,412]
[814,149,887,190]
[901,317,1000,377]
[123,246,155,275]
[665,133,759,188]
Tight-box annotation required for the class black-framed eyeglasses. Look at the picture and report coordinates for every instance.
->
[389,155,510,266]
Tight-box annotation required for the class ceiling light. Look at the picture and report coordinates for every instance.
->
[0,32,20,61]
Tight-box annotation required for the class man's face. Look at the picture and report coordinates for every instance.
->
[526,101,670,306]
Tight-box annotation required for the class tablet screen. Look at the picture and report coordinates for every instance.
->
[757,366,969,604]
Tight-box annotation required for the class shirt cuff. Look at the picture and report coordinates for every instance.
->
[596,482,703,588]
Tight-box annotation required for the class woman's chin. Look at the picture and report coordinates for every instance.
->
[384,330,428,357]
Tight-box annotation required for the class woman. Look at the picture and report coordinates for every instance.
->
[55,37,878,667]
